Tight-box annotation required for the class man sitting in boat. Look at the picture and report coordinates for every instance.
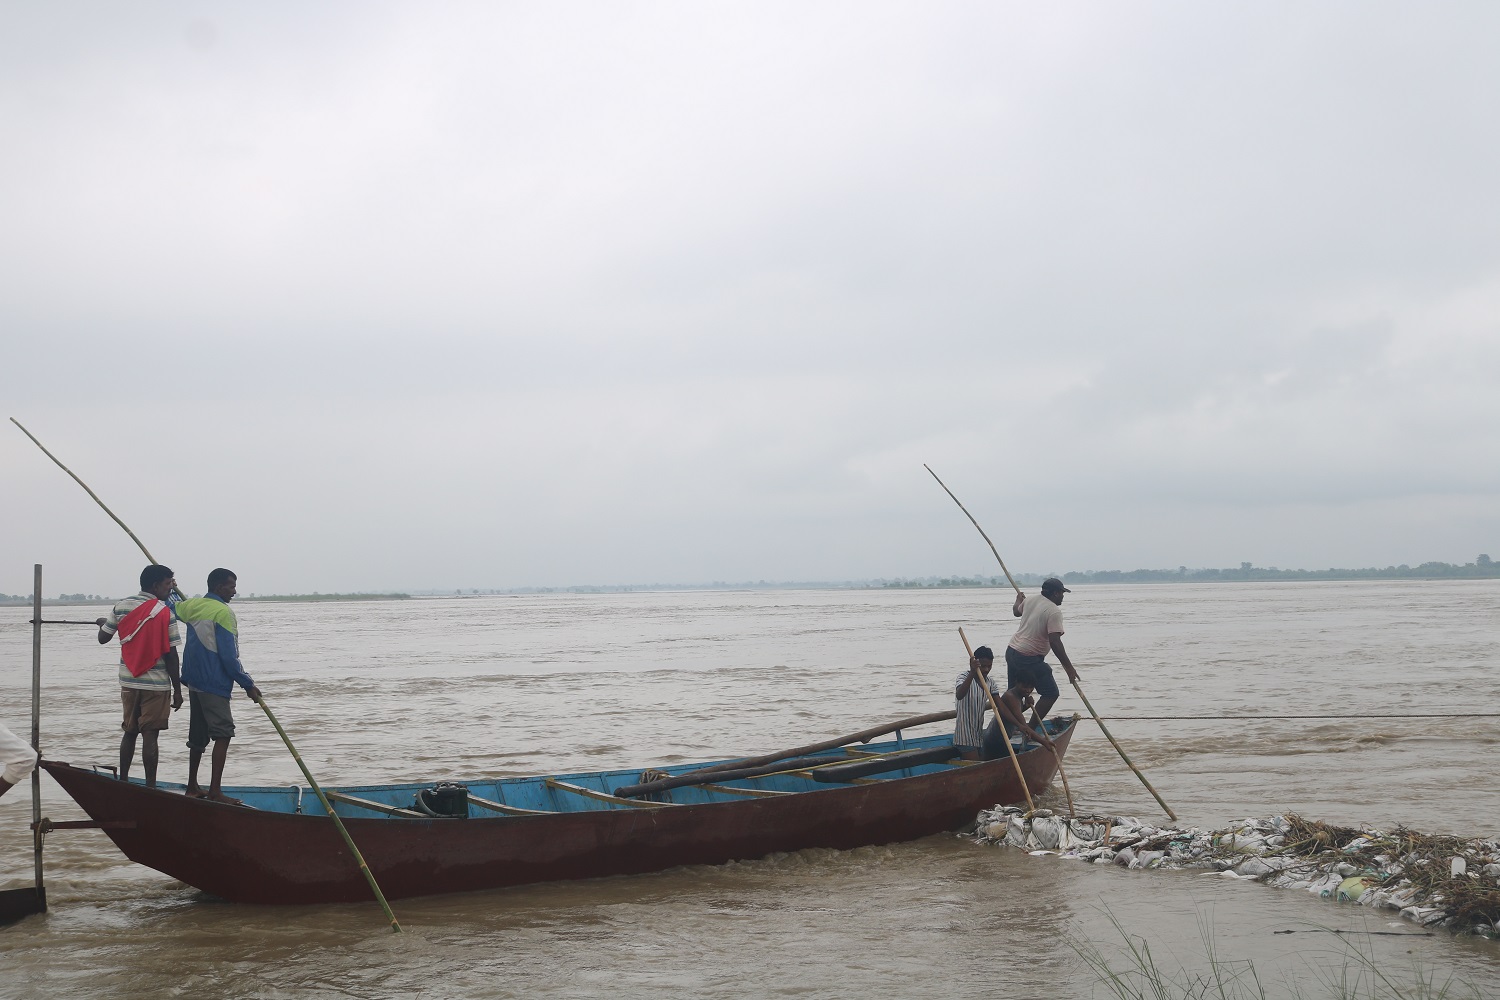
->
[1006,577,1080,730]
[954,647,1052,760]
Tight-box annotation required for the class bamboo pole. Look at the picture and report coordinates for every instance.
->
[1069,679,1176,822]
[969,633,1077,818]
[925,462,1172,821]
[677,710,958,779]
[256,696,402,933]
[11,418,402,925]
[30,565,45,902]
[1053,722,1077,818]
[10,418,184,601]
[957,628,1034,812]
[924,465,1018,591]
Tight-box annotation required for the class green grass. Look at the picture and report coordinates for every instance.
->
[1071,914,1486,1000]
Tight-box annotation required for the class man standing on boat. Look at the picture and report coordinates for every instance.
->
[1007,577,1078,729]
[0,720,37,801]
[174,568,262,804]
[96,564,184,787]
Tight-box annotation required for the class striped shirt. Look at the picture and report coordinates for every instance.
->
[100,592,183,692]
[954,670,1002,749]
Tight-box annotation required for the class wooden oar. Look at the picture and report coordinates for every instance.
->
[926,462,1175,821]
[957,628,1034,813]
[10,417,405,927]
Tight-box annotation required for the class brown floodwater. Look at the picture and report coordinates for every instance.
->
[1,581,1497,998]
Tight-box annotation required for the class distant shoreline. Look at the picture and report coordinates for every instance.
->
[0,592,411,606]
[2,558,1493,603]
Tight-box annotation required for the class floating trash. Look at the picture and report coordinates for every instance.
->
[971,808,1500,938]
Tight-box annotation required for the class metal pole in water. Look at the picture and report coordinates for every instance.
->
[31,564,45,900]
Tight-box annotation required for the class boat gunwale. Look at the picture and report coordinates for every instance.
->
[39,717,1075,823]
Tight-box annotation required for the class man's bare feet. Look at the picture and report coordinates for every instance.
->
[185,786,208,799]
[204,790,245,806]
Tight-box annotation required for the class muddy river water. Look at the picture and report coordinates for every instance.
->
[2,581,1497,998]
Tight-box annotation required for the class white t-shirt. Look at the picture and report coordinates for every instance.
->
[1008,595,1064,656]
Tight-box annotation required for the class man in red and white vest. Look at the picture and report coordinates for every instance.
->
[96,564,184,787]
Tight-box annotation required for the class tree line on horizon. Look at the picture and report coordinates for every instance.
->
[3,555,1493,602]
[882,554,1496,588]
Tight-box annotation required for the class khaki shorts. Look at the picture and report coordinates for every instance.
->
[121,688,172,734]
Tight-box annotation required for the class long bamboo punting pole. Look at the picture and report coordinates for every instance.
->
[11,417,404,925]
[1068,679,1175,822]
[924,464,1018,591]
[963,628,1076,818]
[11,418,184,601]
[958,627,1034,813]
[925,463,1174,821]
[256,696,401,933]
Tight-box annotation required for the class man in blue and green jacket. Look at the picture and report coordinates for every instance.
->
[175,568,262,804]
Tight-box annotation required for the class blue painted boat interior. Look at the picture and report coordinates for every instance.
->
[100,718,1069,819]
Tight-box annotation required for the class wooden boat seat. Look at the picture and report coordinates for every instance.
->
[323,791,427,818]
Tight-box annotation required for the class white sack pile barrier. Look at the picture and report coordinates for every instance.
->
[972,807,1500,938]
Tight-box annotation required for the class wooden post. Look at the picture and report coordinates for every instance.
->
[30,565,45,899]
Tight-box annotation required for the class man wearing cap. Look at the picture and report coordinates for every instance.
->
[1006,577,1078,729]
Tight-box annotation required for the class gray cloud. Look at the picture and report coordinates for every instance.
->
[3,2,1497,594]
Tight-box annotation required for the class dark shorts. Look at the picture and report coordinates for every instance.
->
[121,688,171,734]
[979,719,1010,760]
[1006,646,1060,701]
[186,690,235,750]
[980,717,1045,759]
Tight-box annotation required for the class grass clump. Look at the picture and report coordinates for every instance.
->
[1071,913,1487,1000]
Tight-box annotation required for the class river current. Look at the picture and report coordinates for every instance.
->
[1,581,1497,998]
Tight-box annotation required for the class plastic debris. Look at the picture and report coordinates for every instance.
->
[970,808,1500,937]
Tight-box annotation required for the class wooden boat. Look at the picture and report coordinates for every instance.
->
[38,715,1075,905]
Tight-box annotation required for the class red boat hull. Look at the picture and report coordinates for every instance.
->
[40,725,1072,905]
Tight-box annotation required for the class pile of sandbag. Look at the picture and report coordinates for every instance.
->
[971,807,1500,938]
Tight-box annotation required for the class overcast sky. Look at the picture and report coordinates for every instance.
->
[2,2,1498,596]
